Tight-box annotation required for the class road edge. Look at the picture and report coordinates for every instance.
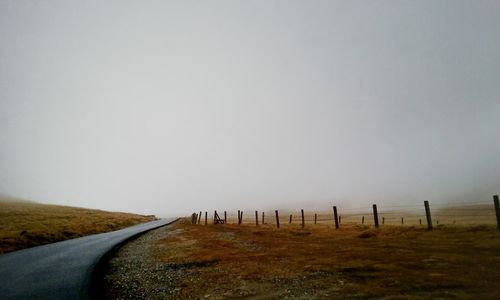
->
[86,218,180,300]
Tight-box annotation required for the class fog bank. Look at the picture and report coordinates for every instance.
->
[1,1,499,216]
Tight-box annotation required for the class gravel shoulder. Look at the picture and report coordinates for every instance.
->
[101,224,185,300]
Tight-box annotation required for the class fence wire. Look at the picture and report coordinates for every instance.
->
[191,199,500,227]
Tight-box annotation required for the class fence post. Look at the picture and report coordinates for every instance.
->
[382,217,385,225]
[198,211,202,224]
[205,211,208,225]
[289,214,292,224]
[237,210,240,224]
[362,216,364,224]
[214,210,217,224]
[240,211,243,224]
[401,217,404,225]
[424,201,432,230]
[333,206,339,229]
[255,210,259,226]
[224,211,227,224]
[419,218,422,225]
[373,204,379,228]
[262,212,265,224]
[301,209,305,228]
[494,195,500,230]
[339,215,341,225]
[314,213,317,224]
[275,210,280,228]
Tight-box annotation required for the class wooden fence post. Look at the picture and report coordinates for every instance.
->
[333,206,339,229]
[262,212,265,224]
[339,215,341,225]
[214,210,217,224]
[301,209,305,228]
[255,210,259,226]
[373,204,379,228]
[289,214,292,224]
[198,211,202,224]
[240,211,243,224]
[401,217,404,225]
[205,211,208,225]
[382,217,385,225]
[494,195,500,230]
[275,210,280,228]
[237,210,240,224]
[224,211,227,224]
[424,201,432,230]
[419,218,422,225]
[362,216,364,224]
[314,213,317,224]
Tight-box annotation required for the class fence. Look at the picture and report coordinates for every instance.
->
[190,195,500,230]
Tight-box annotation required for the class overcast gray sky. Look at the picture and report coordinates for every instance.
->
[1,1,499,216]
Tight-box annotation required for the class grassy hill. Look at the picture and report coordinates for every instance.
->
[0,197,157,254]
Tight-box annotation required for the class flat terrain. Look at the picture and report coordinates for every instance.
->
[104,219,500,299]
[0,198,156,254]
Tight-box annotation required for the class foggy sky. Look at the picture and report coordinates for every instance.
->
[1,1,499,216]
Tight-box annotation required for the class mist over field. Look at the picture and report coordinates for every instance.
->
[1,1,499,216]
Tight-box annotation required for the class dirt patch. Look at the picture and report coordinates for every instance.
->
[358,230,378,238]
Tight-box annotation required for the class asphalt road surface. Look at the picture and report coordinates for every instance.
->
[0,218,177,300]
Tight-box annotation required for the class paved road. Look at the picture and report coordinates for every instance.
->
[0,218,177,300]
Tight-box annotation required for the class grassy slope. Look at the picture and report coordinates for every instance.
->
[156,220,500,299]
[0,198,156,254]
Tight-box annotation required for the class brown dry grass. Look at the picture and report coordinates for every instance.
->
[222,204,498,227]
[157,219,500,299]
[0,199,156,254]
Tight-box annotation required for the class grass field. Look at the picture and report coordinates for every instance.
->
[218,203,498,227]
[156,219,500,299]
[0,197,157,254]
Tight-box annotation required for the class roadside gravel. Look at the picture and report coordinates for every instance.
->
[101,225,184,300]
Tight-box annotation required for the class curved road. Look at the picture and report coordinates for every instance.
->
[0,218,177,300]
